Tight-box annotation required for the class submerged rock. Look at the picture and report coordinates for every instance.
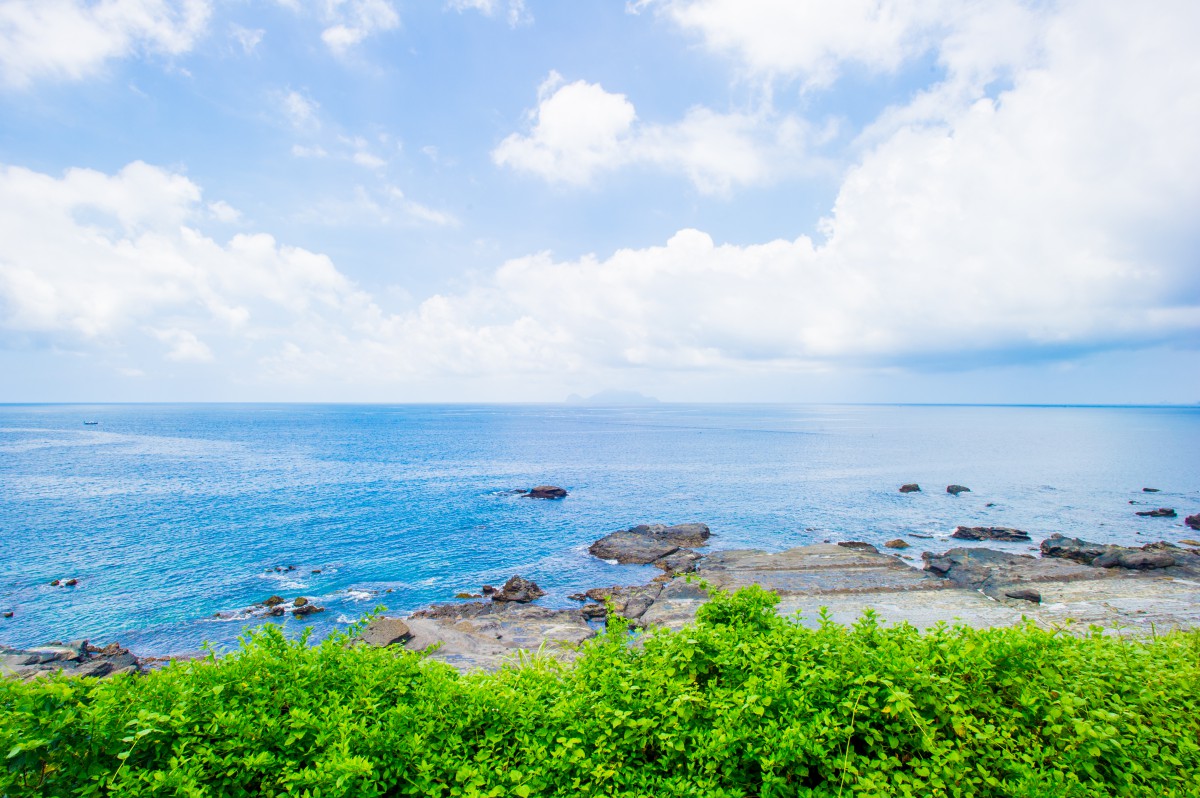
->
[951,526,1031,542]
[526,486,568,499]
[947,485,972,495]
[1143,487,1161,492]
[899,484,921,493]
[292,604,324,618]
[490,575,546,603]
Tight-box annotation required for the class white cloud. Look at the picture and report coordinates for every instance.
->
[2,2,1197,392]
[207,200,241,223]
[230,24,264,55]
[493,72,815,193]
[280,89,319,129]
[315,0,400,55]
[291,144,328,158]
[0,0,212,87]
[352,151,386,168]
[446,0,531,27]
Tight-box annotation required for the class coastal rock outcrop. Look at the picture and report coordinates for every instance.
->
[951,526,1031,542]
[922,547,1105,599]
[587,523,711,570]
[884,539,910,549]
[526,486,568,499]
[403,601,596,671]
[946,485,971,495]
[1186,514,1200,531]
[899,484,921,493]
[1,640,141,680]
[1039,534,1200,574]
[490,575,546,603]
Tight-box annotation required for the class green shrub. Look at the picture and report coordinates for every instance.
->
[3,586,1199,797]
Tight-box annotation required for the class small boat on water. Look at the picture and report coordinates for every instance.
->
[83,421,99,425]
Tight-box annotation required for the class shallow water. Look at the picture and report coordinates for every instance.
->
[1,403,1197,654]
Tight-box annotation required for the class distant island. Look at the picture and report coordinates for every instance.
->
[564,389,660,406]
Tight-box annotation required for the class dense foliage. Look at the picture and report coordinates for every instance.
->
[4,586,1199,797]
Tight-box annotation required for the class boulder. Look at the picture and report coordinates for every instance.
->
[951,526,1031,542]
[899,484,921,493]
[455,592,483,599]
[1040,535,1200,575]
[359,617,412,647]
[578,584,663,622]
[947,485,971,495]
[1185,515,1200,531]
[490,575,546,603]
[526,486,567,499]
[64,579,78,586]
[1135,508,1176,518]
[884,539,911,549]
[1005,588,1042,603]
[2,612,11,618]
[588,523,711,565]
[292,604,324,618]
[293,596,308,607]
[580,604,607,620]
[263,595,285,607]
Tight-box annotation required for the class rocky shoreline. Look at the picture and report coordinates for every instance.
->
[5,504,1200,679]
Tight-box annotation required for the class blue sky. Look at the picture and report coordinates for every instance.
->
[1,0,1198,403]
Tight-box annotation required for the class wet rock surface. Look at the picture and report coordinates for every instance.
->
[1135,508,1176,518]
[1,640,143,680]
[951,526,1032,542]
[899,483,921,493]
[946,484,971,495]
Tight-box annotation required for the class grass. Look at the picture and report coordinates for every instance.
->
[3,585,1199,797]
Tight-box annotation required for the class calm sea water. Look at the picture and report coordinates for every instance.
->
[1,404,1198,655]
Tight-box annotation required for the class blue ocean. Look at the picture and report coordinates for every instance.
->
[2,404,1198,655]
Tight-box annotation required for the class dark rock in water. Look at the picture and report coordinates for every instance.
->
[629,523,712,547]
[455,592,483,599]
[2,612,12,618]
[1135,508,1176,518]
[263,595,285,607]
[311,569,322,574]
[491,575,545,603]
[266,606,284,617]
[899,484,921,493]
[359,617,411,647]
[49,580,60,586]
[526,485,567,499]
[589,523,711,565]
[292,604,324,618]
[566,592,587,602]
[1186,515,1200,531]
[1005,588,1042,603]
[952,526,1031,542]
[947,485,971,495]
[986,503,996,508]
[294,596,309,607]
[837,541,879,553]
[64,578,78,586]
[653,549,702,575]
[481,584,496,595]
[884,539,910,549]
[1143,487,1161,492]
[1040,534,1111,564]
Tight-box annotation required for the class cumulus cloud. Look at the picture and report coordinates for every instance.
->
[493,72,813,193]
[318,0,400,55]
[0,0,212,87]
[2,1,1197,393]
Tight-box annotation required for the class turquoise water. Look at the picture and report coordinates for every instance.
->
[1,403,1198,655]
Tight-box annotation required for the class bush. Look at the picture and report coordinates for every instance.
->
[3,587,1199,796]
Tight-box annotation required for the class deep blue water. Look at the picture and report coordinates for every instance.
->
[2,403,1198,655]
